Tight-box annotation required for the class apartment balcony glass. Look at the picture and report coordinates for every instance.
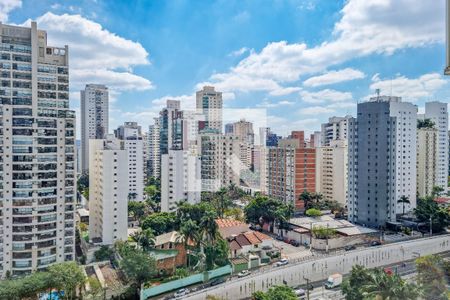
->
[12,242,33,251]
[12,260,32,269]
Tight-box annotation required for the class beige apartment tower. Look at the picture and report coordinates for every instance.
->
[417,128,438,198]
[0,22,76,277]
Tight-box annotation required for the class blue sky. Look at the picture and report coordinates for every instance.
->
[2,0,449,135]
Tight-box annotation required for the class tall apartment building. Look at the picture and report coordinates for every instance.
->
[80,84,108,173]
[421,102,449,191]
[417,127,438,198]
[348,96,417,227]
[161,150,201,212]
[160,100,183,155]
[114,122,144,201]
[267,131,316,210]
[148,118,160,178]
[232,119,254,144]
[196,86,222,133]
[321,115,351,146]
[89,136,128,245]
[199,131,241,192]
[315,140,347,205]
[0,22,76,276]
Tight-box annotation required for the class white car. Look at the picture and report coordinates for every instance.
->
[276,258,289,266]
[173,288,189,298]
[238,270,251,278]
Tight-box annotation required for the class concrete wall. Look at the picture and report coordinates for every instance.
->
[184,235,450,300]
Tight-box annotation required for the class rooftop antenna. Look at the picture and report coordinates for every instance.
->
[376,88,380,101]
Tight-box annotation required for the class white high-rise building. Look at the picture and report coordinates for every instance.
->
[196,86,223,133]
[348,96,417,227]
[199,132,241,192]
[422,102,449,191]
[161,150,201,212]
[89,136,128,245]
[315,140,348,205]
[0,22,76,277]
[80,84,108,173]
[321,116,351,146]
[115,122,144,201]
[148,118,161,178]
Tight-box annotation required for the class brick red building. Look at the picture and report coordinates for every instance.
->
[267,131,316,210]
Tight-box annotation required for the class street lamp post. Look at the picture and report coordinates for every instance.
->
[429,215,433,236]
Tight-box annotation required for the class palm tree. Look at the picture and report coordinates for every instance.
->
[131,228,155,252]
[200,210,218,243]
[397,195,410,216]
[362,269,419,300]
[214,187,229,218]
[300,191,313,210]
[179,219,201,268]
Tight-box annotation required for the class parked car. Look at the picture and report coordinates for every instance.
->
[344,245,356,251]
[209,277,226,286]
[238,270,251,278]
[290,240,301,247]
[174,288,189,298]
[262,245,272,250]
[370,240,382,247]
[275,258,289,266]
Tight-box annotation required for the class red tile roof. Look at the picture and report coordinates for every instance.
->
[215,218,247,228]
[253,231,271,241]
[435,197,450,204]
[244,232,261,245]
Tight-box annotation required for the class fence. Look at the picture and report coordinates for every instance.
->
[140,265,232,299]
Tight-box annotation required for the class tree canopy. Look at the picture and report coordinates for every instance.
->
[141,212,177,235]
[416,255,447,300]
[252,285,298,300]
[414,196,450,233]
[244,195,293,226]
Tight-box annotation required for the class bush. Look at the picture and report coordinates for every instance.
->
[94,245,113,261]
[305,208,322,217]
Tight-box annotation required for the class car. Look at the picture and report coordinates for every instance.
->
[344,245,356,251]
[275,235,284,241]
[238,270,251,278]
[294,288,306,297]
[370,240,382,247]
[209,277,226,286]
[290,240,301,247]
[262,245,272,250]
[173,288,189,298]
[275,258,289,266]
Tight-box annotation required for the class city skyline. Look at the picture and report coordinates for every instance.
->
[2,0,449,136]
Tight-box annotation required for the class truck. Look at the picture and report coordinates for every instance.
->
[324,273,343,289]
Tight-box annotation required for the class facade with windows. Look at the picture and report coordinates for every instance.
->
[320,115,351,146]
[196,86,223,133]
[88,136,128,245]
[0,22,75,277]
[115,122,144,201]
[80,84,108,173]
[148,118,161,178]
[417,128,438,198]
[348,96,417,227]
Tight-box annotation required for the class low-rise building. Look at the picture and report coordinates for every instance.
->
[150,231,188,273]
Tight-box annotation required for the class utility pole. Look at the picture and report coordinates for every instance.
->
[326,223,329,253]
[303,277,310,300]
[429,215,433,236]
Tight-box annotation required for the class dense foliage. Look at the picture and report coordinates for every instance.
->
[415,255,448,300]
[252,285,298,300]
[414,196,450,233]
[244,195,293,229]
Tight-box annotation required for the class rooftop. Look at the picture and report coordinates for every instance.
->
[154,231,183,246]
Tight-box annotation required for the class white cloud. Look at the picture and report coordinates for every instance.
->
[268,115,319,136]
[204,0,444,94]
[300,89,353,104]
[229,47,249,57]
[23,12,153,92]
[257,100,295,108]
[269,86,302,96]
[299,106,335,115]
[303,68,365,87]
[369,73,447,101]
[0,0,21,22]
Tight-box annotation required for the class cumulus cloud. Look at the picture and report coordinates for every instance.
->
[300,89,353,104]
[23,12,153,92]
[203,0,444,94]
[299,106,335,115]
[0,0,21,22]
[303,68,365,87]
[229,47,249,57]
[369,73,447,101]
[257,100,295,108]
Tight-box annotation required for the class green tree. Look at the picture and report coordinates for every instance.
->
[132,228,155,251]
[141,212,176,235]
[119,249,157,294]
[299,191,313,210]
[361,268,419,300]
[252,285,297,300]
[94,245,113,261]
[397,195,410,215]
[414,196,450,233]
[311,226,336,239]
[416,255,447,300]
[212,187,232,218]
[200,209,219,243]
[342,265,373,300]
[244,195,291,227]
[417,118,435,129]
[128,201,147,221]
[48,262,86,299]
[431,185,444,198]
[179,219,201,267]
